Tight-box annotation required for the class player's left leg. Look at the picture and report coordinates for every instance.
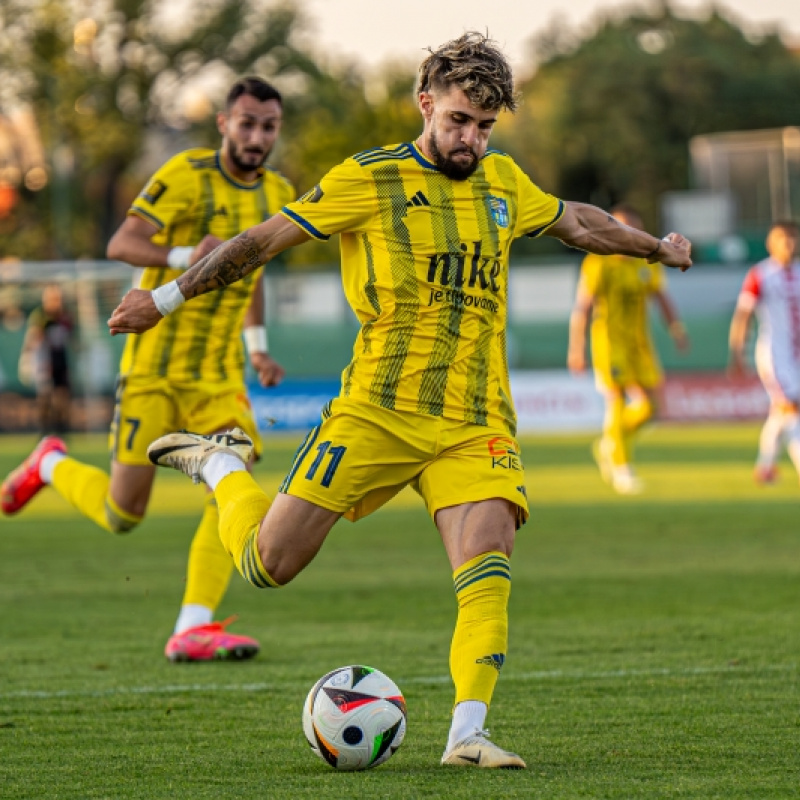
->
[435,499,525,769]
[779,400,800,484]
[755,403,785,483]
[418,426,527,768]
[167,388,264,662]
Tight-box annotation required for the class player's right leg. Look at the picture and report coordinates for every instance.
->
[1,437,151,532]
[148,428,341,589]
[598,388,642,494]
[754,406,784,484]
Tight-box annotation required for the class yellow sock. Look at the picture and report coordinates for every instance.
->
[603,394,627,467]
[50,458,142,534]
[621,396,654,462]
[216,471,279,589]
[450,551,511,707]
[181,494,234,611]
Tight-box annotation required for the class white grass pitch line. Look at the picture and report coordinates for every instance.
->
[2,662,796,701]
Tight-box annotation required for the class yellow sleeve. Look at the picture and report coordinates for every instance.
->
[578,253,604,297]
[129,152,199,231]
[650,262,665,293]
[514,164,564,238]
[280,158,375,240]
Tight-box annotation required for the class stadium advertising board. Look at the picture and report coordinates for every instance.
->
[246,372,770,433]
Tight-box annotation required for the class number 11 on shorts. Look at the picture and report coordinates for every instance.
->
[304,441,347,488]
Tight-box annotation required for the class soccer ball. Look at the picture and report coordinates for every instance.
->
[302,665,406,771]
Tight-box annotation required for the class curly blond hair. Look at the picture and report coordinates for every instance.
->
[417,32,517,113]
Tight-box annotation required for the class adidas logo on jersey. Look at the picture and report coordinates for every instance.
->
[406,191,430,208]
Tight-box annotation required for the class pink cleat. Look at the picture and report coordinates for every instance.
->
[753,464,778,485]
[164,617,260,663]
[1,436,67,515]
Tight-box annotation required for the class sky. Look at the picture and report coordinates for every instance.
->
[300,0,800,71]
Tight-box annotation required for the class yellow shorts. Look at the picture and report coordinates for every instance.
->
[278,397,529,528]
[591,340,662,392]
[110,375,261,466]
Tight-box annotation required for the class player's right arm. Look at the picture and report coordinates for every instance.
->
[567,259,598,374]
[108,214,310,335]
[728,269,759,377]
[107,215,224,270]
[109,157,371,336]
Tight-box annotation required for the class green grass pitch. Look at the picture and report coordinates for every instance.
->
[1,425,798,798]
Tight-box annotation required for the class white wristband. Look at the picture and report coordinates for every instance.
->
[151,280,186,317]
[167,246,194,270]
[243,325,269,355]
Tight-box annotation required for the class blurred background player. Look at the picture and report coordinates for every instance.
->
[729,220,800,485]
[1,76,292,662]
[18,283,74,436]
[567,204,689,494]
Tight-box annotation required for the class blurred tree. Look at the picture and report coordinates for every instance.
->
[0,0,390,262]
[505,3,800,239]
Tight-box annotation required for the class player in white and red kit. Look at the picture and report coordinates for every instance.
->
[729,221,800,484]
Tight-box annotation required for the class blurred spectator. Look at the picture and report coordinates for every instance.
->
[19,284,73,434]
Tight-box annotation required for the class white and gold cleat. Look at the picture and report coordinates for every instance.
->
[441,730,526,769]
[147,428,253,484]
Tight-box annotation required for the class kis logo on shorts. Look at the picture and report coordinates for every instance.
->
[487,437,522,471]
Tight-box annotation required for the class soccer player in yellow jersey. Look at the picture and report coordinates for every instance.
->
[2,77,293,662]
[567,205,689,494]
[108,34,692,767]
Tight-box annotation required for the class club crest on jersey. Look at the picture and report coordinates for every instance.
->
[488,195,509,228]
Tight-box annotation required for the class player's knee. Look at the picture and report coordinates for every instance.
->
[784,412,800,440]
[260,557,300,587]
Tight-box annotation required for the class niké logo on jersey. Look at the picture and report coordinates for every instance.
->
[426,241,502,293]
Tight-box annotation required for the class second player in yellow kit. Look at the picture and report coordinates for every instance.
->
[568,205,689,494]
[0,77,292,662]
[582,251,665,391]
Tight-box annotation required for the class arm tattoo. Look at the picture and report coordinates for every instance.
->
[177,233,263,300]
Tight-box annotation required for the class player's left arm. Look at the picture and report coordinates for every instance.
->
[243,270,285,388]
[652,288,689,352]
[547,202,692,271]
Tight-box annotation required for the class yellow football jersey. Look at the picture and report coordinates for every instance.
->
[120,148,294,385]
[580,253,664,350]
[580,253,665,388]
[280,142,564,433]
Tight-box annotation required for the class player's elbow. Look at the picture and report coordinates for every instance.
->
[106,233,124,261]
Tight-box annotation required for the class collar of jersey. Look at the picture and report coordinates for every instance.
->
[215,151,265,189]
[408,141,437,170]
